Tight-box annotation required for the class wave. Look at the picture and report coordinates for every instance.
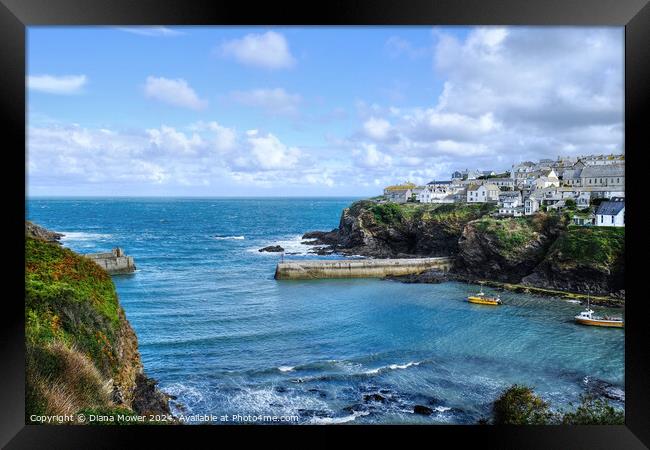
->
[59,231,112,241]
[364,361,422,375]
[214,235,245,240]
[278,366,295,372]
[310,410,370,425]
[249,234,325,256]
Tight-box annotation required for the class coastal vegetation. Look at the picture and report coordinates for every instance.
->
[490,385,624,425]
[25,227,172,424]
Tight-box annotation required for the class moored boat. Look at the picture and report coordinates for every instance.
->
[467,291,501,306]
[574,308,624,328]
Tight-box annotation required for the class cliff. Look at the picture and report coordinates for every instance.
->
[305,200,496,257]
[303,200,624,298]
[25,228,172,423]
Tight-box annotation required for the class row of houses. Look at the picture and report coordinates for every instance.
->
[381,154,625,227]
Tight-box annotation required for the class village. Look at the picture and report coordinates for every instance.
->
[382,154,625,227]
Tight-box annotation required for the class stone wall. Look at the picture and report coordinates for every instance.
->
[85,248,136,274]
[275,257,453,280]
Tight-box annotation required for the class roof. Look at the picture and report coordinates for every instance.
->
[467,184,481,191]
[427,180,452,185]
[499,191,521,199]
[384,182,417,191]
[580,164,625,178]
[596,199,625,216]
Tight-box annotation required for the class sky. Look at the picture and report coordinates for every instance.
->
[27,26,624,197]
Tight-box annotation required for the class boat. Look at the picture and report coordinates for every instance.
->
[467,291,502,306]
[574,299,624,328]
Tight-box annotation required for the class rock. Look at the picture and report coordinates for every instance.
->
[259,245,284,253]
[413,405,434,415]
[132,373,173,416]
[363,393,386,403]
[25,220,63,243]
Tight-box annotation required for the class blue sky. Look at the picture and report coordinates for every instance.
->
[27,26,623,196]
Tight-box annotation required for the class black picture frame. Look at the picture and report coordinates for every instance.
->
[2,0,649,447]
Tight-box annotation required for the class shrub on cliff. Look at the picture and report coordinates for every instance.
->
[371,202,404,224]
[549,227,624,270]
[492,385,555,425]
[561,394,624,425]
[491,385,624,425]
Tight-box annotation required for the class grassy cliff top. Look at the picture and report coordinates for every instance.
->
[26,237,142,420]
[550,226,625,269]
[349,200,496,225]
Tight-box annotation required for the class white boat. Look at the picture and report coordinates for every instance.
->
[574,299,623,328]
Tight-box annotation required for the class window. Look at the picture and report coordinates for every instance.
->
[600,215,603,223]
[611,215,614,224]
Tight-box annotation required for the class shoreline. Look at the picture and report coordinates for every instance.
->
[384,269,624,308]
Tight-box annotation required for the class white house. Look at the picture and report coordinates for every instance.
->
[595,197,625,227]
[384,183,417,203]
[524,197,540,215]
[498,191,523,216]
[534,169,560,189]
[417,183,455,203]
[467,183,499,203]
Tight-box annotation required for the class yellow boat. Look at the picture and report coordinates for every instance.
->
[574,307,623,328]
[467,291,502,306]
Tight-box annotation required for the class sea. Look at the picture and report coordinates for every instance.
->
[26,197,624,424]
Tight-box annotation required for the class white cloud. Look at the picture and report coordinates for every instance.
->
[231,88,301,116]
[146,126,204,155]
[348,26,623,181]
[27,74,87,94]
[363,117,392,140]
[246,132,302,170]
[354,144,392,168]
[144,76,207,110]
[219,31,296,69]
[119,26,184,37]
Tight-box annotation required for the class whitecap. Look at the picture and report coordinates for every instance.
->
[278,366,295,372]
[214,235,245,240]
[364,361,421,375]
[59,231,112,241]
[310,410,370,425]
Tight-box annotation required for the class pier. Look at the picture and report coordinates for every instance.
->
[85,247,136,274]
[274,257,453,280]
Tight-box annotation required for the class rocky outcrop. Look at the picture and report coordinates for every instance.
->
[303,200,495,258]
[453,215,562,283]
[259,245,284,252]
[25,220,63,243]
[520,227,624,295]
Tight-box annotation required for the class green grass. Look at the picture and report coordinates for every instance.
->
[550,227,624,269]
[25,237,133,420]
[26,238,123,377]
[472,216,538,254]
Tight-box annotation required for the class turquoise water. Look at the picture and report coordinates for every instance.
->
[26,198,624,424]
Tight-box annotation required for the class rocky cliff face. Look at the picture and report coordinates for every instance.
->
[306,200,495,258]
[25,225,172,423]
[303,201,624,297]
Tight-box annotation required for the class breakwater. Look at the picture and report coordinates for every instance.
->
[85,247,136,274]
[274,257,453,280]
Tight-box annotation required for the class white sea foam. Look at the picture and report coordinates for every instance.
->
[249,234,325,256]
[310,410,370,425]
[566,299,581,304]
[59,231,112,241]
[364,361,421,375]
[214,235,245,240]
[278,366,295,372]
